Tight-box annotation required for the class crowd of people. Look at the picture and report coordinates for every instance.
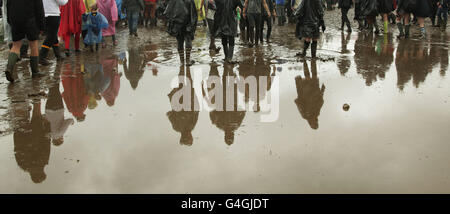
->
[1,0,449,83]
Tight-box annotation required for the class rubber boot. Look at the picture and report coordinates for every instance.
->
[185,48,194,66]
[228,45,234,63]
[296,41,310,57]
[311,41,318,58]
[4,52,19,83]
[223,44,229,62]
[30,56,45,78]
[383,20,388,34]
[52,45,64,61]
[346,21,352,32]
[405,24,410,38]
[178,49,185,65]
[39,47,51,66]
[397,23,404,38]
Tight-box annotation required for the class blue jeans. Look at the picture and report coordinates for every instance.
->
[128,10,140,34]
[437,7,448,22]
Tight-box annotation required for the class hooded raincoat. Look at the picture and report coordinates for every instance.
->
[97,0,119,36]
[165,0,198,39]
[294,0,324,39]
[82,12,109,45]
[213,0,243,38]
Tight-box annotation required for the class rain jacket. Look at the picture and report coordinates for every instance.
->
[116,0,127,19]
[59,0,86,36]
[165,0,198,38]
[213,0,243,37]
[397,0,432,17]
[82,12,109,45]
[97,0,119,36]
[360,0,378,16]
[377,0,394,14]
[294,0,325,39]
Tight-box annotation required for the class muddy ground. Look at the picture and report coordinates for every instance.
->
[0,9,449,193]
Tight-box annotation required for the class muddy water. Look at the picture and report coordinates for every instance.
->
[0,12,450,193]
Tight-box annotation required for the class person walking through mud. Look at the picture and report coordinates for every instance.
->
[97,0,119,47]
[275,0,285,26]
[201,0,221,51]
[144,0,158,26]
[82,7,109,52]
[122,0,145,37]
[4,0,46,83]
[437,0,449,32]
[39,0,68,66]
[338,0,352,32]
[59,0,86,57]
[396,0,433,39]
[214,0,243,63]
[165,0,198,66]
[295,0,326,58]
[260,0,276,43]
[242,0,271,47]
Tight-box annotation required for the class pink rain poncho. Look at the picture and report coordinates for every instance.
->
[97,0,119,36]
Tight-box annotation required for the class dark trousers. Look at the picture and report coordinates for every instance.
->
[341,7,351,29]
[247,13,262,44]
[42,16,61,48]
[239,17,249,42]
[177,33,193,50]
[260,15,272,41]
[221,36,235,47]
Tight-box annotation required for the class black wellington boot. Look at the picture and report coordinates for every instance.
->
[53,45,65,61]
[296,41,310,57]
[39,47,51,66]
[30,56,46,78]
[227,45,235,63]
[311,41,318,58]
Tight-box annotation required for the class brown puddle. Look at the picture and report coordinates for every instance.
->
[0,12,450,193]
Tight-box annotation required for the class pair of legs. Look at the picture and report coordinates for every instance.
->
[177,33,194,66]
[366,15,380,34]
[221,36,235,63]
[63,32,81,56]
[128,10,140,36]
[299,38,319,58]
[247,13,262,46]
[144,1,157,26]
[396,13,411,38]
[437,7,448,31]
[239,17,249,43]
[261,15,272,42]
[276,5,285,26]
[340,7,351,32]
[40,16,63,65]
[5,19,44,83]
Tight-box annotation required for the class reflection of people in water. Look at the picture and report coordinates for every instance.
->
[208,64,246,146]
[237,49,273,111]
[124,48,146,90]
[61,62,89,122]
[101,55,121,107]
[295,60,325,130]
[354,33,394,86]
[337,32,351,76]
[395,39,434,90]
[13,100,51,183]
[84,57,111,110]
[166,66,199,146]
[45,65,74,146]
[143,43,159,76]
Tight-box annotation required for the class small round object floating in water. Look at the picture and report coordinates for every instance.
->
[343,104,350,111]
